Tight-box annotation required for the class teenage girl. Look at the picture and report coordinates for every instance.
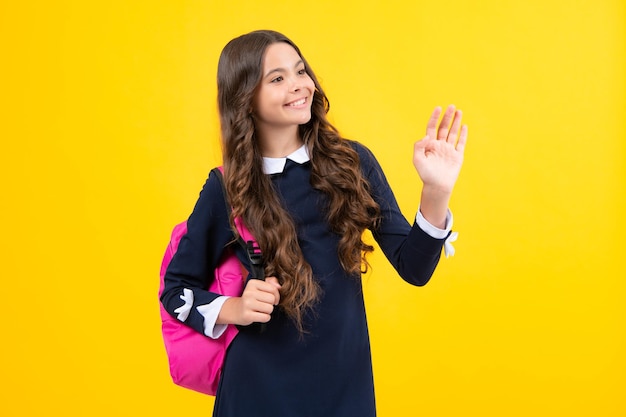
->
[161,29,467,417]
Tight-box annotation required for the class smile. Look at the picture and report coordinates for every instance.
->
[286,97,307,107]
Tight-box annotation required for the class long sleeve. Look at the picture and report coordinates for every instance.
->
[160,169,241,337]
[354,142,448,286]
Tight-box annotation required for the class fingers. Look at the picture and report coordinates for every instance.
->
[427,104,467,149]
[264,277,282,305]
[426,106,442,139]
[245,279,281,304]
[456,124,468,154]
[437,105,456,140]
[446,109,462,144]
[239,277,281,324]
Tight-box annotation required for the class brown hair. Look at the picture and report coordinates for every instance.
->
[217,30,381,333]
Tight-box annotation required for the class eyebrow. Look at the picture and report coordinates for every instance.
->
[263,59,304,79]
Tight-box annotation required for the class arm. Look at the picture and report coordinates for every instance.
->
[357,105,468,285]
[160,169,282,334]
[160,170,234,336]
[356,143,445,286]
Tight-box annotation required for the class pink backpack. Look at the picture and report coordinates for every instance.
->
[158,167,259,395]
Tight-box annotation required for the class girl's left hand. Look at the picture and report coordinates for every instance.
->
[413,105,468,194]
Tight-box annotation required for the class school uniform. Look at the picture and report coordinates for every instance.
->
[161,141,453,417]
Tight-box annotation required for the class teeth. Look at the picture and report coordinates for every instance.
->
[288,98,306,106]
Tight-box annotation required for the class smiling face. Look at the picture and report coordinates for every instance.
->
[252,42,316,146]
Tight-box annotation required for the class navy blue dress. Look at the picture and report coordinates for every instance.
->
[161,142,448,417]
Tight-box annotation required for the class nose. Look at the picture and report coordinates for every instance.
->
[289,76,301,92]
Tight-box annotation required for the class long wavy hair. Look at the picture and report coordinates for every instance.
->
[217,30,381,333]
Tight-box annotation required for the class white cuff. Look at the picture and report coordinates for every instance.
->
[416,207,458,257]
[195,296,230,339]
[415,207,453,238]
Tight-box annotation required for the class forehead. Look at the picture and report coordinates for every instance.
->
[262,42,302,70]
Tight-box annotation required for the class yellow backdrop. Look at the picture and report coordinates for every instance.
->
[1,1,624,416]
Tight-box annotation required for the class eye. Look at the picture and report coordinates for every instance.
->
[271,76,283,83]
[297,68,307,75]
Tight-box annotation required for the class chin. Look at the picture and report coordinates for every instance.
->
[298,111,313,125]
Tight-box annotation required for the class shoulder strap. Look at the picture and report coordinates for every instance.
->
[213,166,268,334]
[212,167,265,281]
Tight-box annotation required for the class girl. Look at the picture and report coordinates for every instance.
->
[161,30,467,416]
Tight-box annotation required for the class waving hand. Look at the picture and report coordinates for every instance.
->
[413,105,468,228]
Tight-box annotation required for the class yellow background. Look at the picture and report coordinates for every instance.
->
[1,1,624,416]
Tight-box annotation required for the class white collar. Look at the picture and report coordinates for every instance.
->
[262,145,310,174]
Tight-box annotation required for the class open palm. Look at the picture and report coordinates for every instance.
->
[413,105,468,193]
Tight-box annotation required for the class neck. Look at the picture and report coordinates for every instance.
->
[257,126,303,158]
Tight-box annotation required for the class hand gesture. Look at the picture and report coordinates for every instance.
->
[218,277,281,326]
[413,105,468,194]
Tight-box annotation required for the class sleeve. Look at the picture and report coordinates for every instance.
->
[159,169,237,337]
[416,207,452,239]
[415,208,458,258]
[354,142,449,286]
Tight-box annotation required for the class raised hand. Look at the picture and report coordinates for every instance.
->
[413,105,468,228]
[413,105,467,193]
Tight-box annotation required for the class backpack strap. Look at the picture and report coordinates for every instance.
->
[212,167,265,281]
[213,167,268,333]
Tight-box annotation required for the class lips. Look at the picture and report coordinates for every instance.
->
[285,97,307,107]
